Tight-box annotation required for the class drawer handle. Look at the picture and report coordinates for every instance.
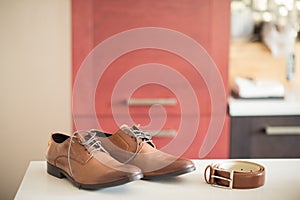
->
[127,98,177,106]
[147,130,177,137]
[265,126,300,135]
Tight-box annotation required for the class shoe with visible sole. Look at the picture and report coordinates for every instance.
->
[91,125,196,180]
[45,130,143,189]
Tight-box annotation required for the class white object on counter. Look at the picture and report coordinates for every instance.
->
[232,77,285,99]
[15,159,300,200]
[229,87,300,116]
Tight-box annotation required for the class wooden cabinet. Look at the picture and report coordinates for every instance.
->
[230,116,300,158]
[72,0,230,158]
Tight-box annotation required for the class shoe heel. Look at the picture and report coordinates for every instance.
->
[47,162,65,179]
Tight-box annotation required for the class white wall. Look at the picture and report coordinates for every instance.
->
[0,0,71,199]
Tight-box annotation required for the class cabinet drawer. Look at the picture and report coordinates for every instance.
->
[93,49,211,116]
[230,116,300,158]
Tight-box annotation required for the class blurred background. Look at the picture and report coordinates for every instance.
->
[1,0,300,199]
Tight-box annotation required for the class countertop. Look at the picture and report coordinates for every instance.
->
[15,159,300,200]
[229,87,300,116]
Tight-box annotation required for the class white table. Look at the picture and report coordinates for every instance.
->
[15,159,300,200]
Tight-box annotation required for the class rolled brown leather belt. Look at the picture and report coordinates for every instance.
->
[204,161,265,189]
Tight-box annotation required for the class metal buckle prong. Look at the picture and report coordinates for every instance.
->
[211,169,234,189]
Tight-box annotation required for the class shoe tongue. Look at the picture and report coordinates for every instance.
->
[120,124,135,135]
[75,131,102,152]
[120,124,156,148]
[75,131,91,143]
[131,125,140,131]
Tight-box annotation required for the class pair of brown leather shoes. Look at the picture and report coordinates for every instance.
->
[46,125,195,190]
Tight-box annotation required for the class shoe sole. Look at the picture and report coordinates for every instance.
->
[142,165,196,180]
[47,162,143,190]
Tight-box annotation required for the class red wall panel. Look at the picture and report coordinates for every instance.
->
[72,0,230,158]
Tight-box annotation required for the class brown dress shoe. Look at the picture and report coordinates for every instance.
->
[92,125,196,179]
[45,130,143,189]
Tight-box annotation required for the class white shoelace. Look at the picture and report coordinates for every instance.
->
[67,130,109,177]
[121,125,156,164]
[131,125,156,148]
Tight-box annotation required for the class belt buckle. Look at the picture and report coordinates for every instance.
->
[205,165,234,189]
[211,169,234,189]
